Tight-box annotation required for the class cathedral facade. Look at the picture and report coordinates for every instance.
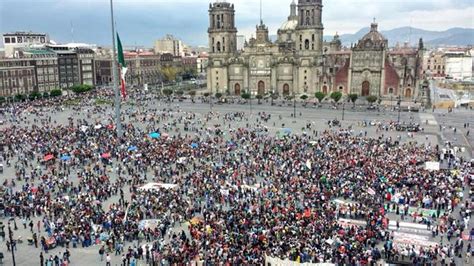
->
[207,0,426,102]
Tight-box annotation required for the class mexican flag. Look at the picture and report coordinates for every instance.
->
[117,33,127,98]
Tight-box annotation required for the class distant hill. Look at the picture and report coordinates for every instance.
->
[324,27,474,47]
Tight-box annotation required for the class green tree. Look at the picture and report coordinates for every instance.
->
[300,94,309,101]
[71,84,93,94]
[256,94,263,104]
[367,95,378,104]
[160,66,180,82]
[42,92,50,98]
[162,88,173,97]
[215,92,223,99]
[203,92,210,98]
[29,91,42,100]
[348,94,358,107]
[0,96,5,103]
[330,91,343,103]
[50,89,62,97]
[188,90,197,99]
[175,90,184,96]
[241,93,251,100]
[14,94,26,102]
[314,92,326,103]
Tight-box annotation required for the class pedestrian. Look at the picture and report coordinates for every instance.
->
[40,252,44,266]
[99,245,105,261]
[106,254,111,266]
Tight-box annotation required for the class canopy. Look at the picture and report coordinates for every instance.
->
[44,154,55,162]
[101,153,111,159]
[190,143,199,149]
[60,155,71,161]
[127,146,138,152]
[149,132,160,139]
[138,183,178,191]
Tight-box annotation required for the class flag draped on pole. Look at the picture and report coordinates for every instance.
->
[117,33,127,98]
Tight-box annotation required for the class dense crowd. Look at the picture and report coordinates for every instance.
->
[0,89,472,265]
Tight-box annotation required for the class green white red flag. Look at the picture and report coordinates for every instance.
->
[117,33,127,98]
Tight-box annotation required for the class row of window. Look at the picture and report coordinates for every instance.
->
[4,36,46,44]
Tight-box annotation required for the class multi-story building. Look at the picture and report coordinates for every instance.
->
[95,53,162,87]
[197,53,209,74]
[423,51,446,78]
[154,35,184,57]
[22,49,60,93]
[2,32,49,58]
[444,49,472,81]
[47,45,95,89]
[207,0,424,102]
[0,59,37,97]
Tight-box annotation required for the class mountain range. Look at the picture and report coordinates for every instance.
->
[323,27,474,47]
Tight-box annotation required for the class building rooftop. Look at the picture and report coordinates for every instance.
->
[3,31,47,37]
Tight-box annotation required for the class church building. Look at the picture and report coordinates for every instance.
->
[207,0,426,103]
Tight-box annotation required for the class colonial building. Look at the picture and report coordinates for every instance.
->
[0,59,37,97]
[207,0,425,102]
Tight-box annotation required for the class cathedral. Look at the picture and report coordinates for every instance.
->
[207,0,426,102]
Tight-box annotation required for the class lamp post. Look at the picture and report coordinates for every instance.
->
[397,95,402,123]
[342,103,345,121]
[293,89,297,123]
[8,224,16,266]
[249,90,253,115]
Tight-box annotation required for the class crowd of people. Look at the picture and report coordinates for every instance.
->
[0,88,472,265]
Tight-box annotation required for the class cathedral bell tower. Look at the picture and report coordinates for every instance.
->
[296,0,323,53]
[208,2,237,55]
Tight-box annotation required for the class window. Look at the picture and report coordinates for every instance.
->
[11,38,16,43]
[305,39,310,50]
[4,37,10,43]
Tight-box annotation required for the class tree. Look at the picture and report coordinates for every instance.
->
[160,66,180,82]
[241,93,251,100]
[300,94,309,101]
[29,91,42,100]
[42,92,50,98]
[0,96,5,103]
[256,94,263,104]
[314,92,326,103]
[71,84,93,94]
[188,90,196,98]
[50,89,62,97]
[348,94,358,107]
[162,88,173,97]
[367,95,378,104]
[330,91,343,103]
[175,90,184,96]
[215,92,223,99]
[14,94,26,102]
[203,92,210,98]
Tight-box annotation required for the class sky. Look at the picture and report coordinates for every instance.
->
[0,0,473,47]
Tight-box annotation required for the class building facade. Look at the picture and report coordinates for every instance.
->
[207,0,425,102]
[2,32,49,58]
[154,35,184,57]
[0,59,37,97]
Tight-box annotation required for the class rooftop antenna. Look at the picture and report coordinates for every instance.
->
[409,18,413,45]
[70,21,74,43]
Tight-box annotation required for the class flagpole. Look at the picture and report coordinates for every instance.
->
[110,0,123,138]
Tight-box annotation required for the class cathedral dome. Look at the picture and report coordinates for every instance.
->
[279,19,298,31]
[356,22,387,49]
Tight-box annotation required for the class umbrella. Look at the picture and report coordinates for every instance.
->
[128,146,138,152]
[101,153,111,159]
[190,143,198,149]
[43,154,54,162]
[282,128,292,135]
[60,155,71,161]
[149,132,160,139]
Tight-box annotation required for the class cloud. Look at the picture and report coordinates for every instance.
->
[0,0,472,47]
